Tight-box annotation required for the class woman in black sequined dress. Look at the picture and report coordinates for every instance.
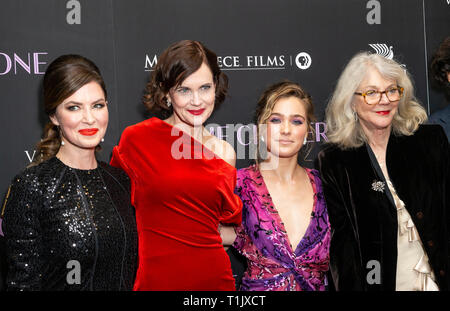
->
[1,55,138,290]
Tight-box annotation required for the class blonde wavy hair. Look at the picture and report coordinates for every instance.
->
[255,80,316,162]
[325,52,427,149]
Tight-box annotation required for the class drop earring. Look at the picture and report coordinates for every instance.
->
[303,137,307,145]
[166,98,172,107]
[61,140,65,146]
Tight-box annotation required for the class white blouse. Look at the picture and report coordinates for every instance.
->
[385,179,439,291]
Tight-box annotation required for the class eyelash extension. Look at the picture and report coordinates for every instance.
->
[67,105,79,111]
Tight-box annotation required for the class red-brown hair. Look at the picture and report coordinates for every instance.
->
[143,40,228,116]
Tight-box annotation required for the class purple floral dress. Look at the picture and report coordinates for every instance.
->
[233,165,331,291]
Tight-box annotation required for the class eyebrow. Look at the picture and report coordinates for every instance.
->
[64,98,106,105]
[362,84,397,89]
[178,82,213,88]
[270,112,306,119]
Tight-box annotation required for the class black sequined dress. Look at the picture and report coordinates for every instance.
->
[2,157,138,291]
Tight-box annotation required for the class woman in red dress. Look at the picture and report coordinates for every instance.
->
[110,40,242,290]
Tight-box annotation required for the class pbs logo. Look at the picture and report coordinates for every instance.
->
[295,52,312,70]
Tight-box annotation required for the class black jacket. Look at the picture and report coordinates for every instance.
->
[2,157,138,291]
[316,124,450,291]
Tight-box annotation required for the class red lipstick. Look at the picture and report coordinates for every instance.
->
[376,111,390,116]
[187,108,205,116]
[78,128,99,136]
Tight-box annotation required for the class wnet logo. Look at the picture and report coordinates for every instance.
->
[369,44,393,59]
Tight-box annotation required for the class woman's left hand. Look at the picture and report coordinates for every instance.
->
[218,224,237,250]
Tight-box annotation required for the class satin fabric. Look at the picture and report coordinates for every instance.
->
[388,179,439,291]
[233,165,330,291]
[111,117,242,290]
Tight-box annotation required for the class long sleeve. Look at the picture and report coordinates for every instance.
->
[436,126,450,257]
[317,149,364,291]
[232,173,250,253]
[233,222,252,255]
[2,175,44,290]
[110,128,138,207]
[444,130,450,291]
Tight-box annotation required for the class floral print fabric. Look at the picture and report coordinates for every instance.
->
[233,165,331,291]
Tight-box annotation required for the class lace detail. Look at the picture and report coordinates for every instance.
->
[386,179,439,291]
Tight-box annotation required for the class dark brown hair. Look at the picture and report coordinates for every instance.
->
[32,54,107,166]
[430,36,450,93]
[255,80,316,162]
[143,40,228,115]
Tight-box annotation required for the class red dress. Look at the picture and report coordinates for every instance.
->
[110,117,242,290]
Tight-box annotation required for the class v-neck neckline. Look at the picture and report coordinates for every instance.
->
[255,165,317,255]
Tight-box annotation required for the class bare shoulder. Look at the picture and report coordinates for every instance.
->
[204,135,236,167]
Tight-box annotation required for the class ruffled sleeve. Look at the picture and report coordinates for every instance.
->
[232,169,250,252]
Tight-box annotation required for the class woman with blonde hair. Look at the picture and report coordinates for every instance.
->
[225,81,330,291]
[317,52,449,291]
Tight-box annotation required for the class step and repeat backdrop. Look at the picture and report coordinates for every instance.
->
[1,0,449,288]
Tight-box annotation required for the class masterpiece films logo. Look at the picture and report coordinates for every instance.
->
[145,52,312,72]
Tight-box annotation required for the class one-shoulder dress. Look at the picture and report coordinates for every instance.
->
[111,117,242,290]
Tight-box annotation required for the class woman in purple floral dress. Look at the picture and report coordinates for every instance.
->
[230,81,330,291]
